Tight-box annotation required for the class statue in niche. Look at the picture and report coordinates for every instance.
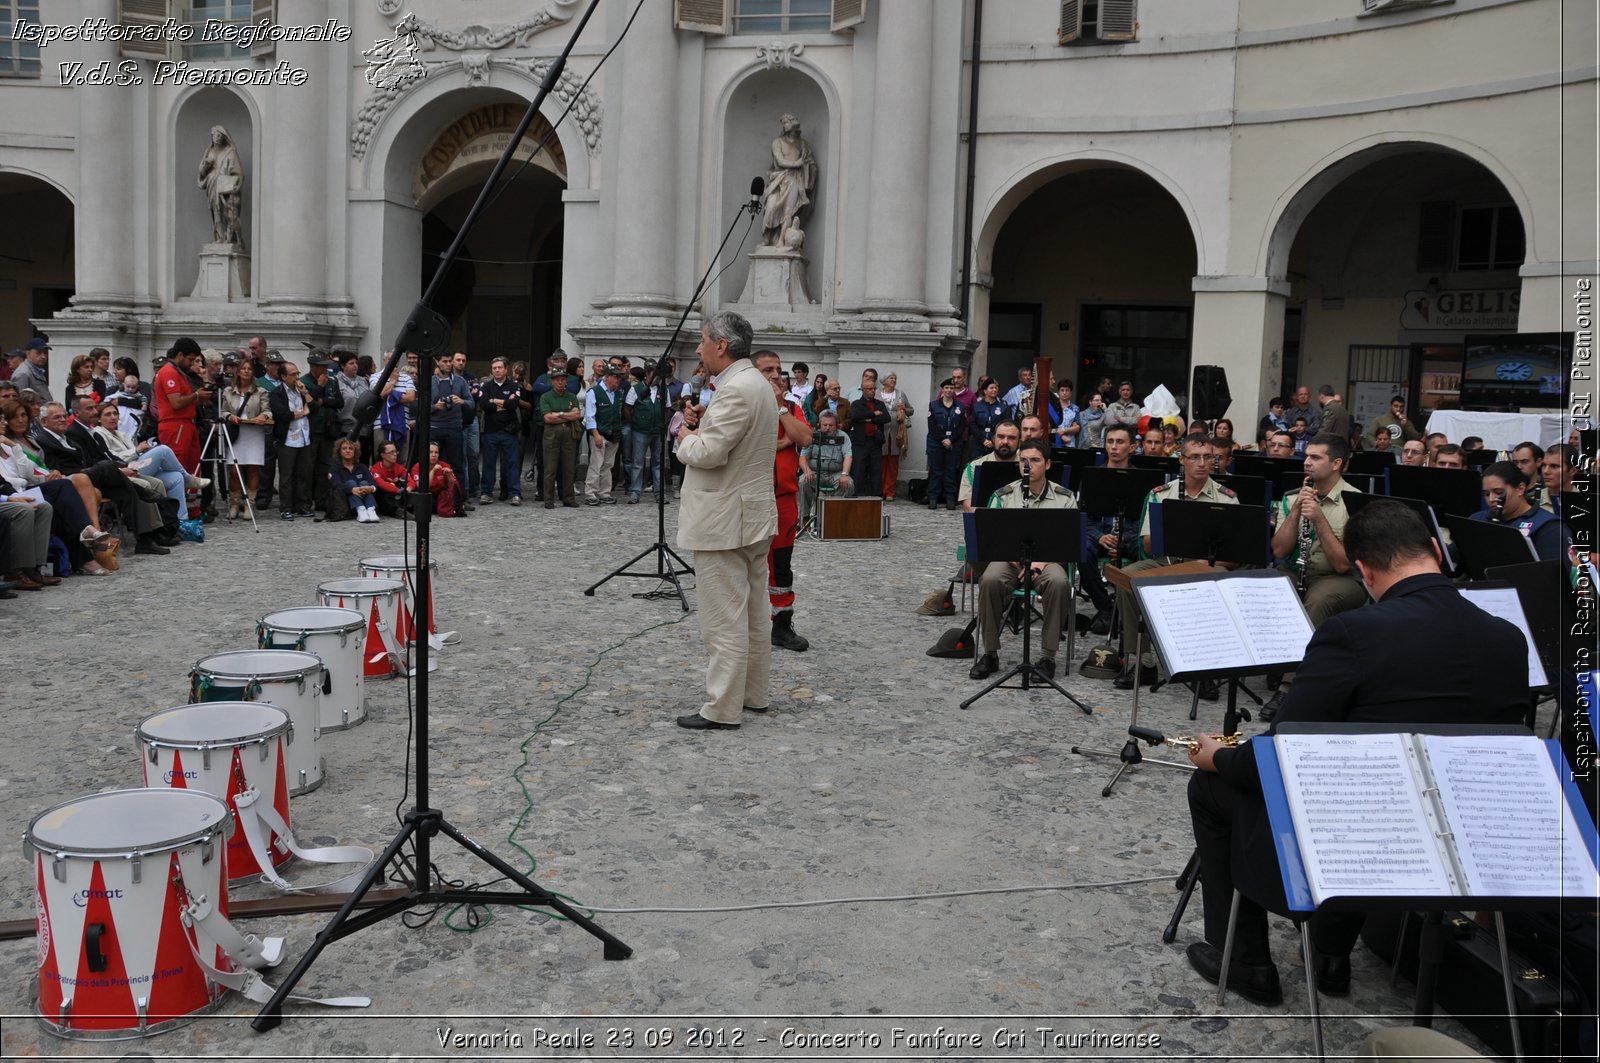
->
[760,113,817,249]
[197,125,245,247]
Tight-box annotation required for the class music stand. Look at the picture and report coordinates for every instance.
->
[960,507,1090,714]
[1482,560,1564,708]
[1212,472,1270,511]
[1444,513,1540,578]
[973,460,1021,509]
[1052,446,1101,490]
[1386,465,1484,520]
[1464,447,1501,467]
[1130,453,1178,475]
[1231,453,1304,495]
[1341,471,1381,495]
[1345,450,1396,476]
[1156,500,1272,568]
[1344,492,1447,554]
[1078,466,1167,521]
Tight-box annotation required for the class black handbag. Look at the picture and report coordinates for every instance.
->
[226,394,248,442]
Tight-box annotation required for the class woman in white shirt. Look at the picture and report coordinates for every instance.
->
[90,403,201,519]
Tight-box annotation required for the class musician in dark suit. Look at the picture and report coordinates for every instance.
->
[1183,501,1530,1006]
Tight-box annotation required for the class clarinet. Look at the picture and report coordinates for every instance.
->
[1296,475,1314,594]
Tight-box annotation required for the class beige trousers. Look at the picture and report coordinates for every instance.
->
[694,539,773,723]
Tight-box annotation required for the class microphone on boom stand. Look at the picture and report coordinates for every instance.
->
[748,175,765,214]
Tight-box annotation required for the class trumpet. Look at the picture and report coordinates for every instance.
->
[1130,726,1242,754]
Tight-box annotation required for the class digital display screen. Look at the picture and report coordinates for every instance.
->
[1460,333,1570,406]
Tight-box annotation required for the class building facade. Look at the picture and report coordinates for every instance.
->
[0,0,1593,471]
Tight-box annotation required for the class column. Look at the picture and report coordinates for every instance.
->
[71,1,136,311]
[860,0,934,316]
[1189,279,1289,434]
[603,0,677,312]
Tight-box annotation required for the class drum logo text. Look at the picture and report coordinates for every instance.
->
[164,769,199,782]
[73,887,124,907]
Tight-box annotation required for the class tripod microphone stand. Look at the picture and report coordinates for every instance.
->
[252,0,633,1031]
[584,177,762,610]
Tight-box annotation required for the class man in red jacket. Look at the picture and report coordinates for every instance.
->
[756,350,813,652]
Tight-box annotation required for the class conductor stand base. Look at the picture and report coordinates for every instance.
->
[251,806,632,1031]
[583,539,695,612]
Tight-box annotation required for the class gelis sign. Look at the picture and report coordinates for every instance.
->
[414,104,565,201]
[1400,287,1519,331]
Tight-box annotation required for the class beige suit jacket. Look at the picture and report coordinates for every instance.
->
[676,359,779,551]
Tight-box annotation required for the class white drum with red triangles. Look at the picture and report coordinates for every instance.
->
[258,606,367,730]
[25,788,234,1038]
[316,578,405,679]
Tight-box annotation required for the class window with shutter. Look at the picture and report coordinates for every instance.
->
[1059,0,1138,45]
[830,0,865,32]
[250,0,275,59]
[675,0,727,34]
[0,0,43,76]
[118,0,174,61]
[188,0,255,58]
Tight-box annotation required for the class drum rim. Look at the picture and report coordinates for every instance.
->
[25,788,232,857]
[358,555,436,571]
[190,648,323,682]
[32,985,229,1041]
[317,577,404,595]
[136,702,291,747]
[259,606,365,636]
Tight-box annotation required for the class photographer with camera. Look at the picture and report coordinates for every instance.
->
[477,356,523,505]
[153,337,213,474]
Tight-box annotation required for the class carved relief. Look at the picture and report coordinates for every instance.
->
[755,41,804,70]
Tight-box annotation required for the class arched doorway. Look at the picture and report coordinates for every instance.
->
[414,103,567,371]
[986,164,1198,403]
[1277,146,1525,425]
[0,172,74,344]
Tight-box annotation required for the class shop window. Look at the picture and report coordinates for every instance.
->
[1059,0,1137,45]
[676,0,866,35]
[0,0,42,77]
[1078,303,1192,401]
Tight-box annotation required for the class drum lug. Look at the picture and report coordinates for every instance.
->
[321,669,332,696]
[201,836,215,865]
[51,854,67,883]
[296,676,306,695]
[286,721,295,746]
[129,851,142,884]
[135,996,149,1034]
[58,996,71,1028]
[85,922,109,972]
[257,739,270,762]
[201,744,212,771]
[147,742,158,764]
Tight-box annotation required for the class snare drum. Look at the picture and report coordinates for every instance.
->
[258,607,367,730]
[189,650,326,796]
[137,703,293,883]
[316,578,405,679]
[26,788,233,1038]
[359,554,457,645]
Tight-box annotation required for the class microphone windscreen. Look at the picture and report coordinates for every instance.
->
[749,176,765,198]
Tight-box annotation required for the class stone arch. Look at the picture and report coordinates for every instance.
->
[975,151,1206,280]
[711,56,841,308]
[1259,133,1535,283]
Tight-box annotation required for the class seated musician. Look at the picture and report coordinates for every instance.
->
[1114,434,1237,690]
[798,409,853,532]
[1473,460,1572,563]
[1261,432,1367,720]
[1078,424,1141,635]
[1430,443,1468,470]
[1263,429,1297,460]
[957,419,1019,512]
[969,439,1077,682]
[1185,502,1530,1006]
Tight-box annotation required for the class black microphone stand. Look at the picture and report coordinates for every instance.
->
[583,180,762,610]
[252,0,632,1031]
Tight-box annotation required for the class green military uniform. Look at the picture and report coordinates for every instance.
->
[539,380,583,507]
[958,451,1000,507]
[1118,477,1240,669]
[1272,475,1369,698]
[978,479,1078,665]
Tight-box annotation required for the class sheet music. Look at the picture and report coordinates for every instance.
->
[1136,581,1245,674]
[1223,578,1313,668]
[1424,735,1597,898]
[1458,585,1549,687]
[1276,734,1455,902]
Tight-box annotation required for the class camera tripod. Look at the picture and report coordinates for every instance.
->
[200,393,259,532]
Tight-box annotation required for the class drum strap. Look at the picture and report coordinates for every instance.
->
[191,675,264,703]
[175,848,370,1010]
[371,612,406,672]
[234,787,375,894]
[256,621,309,652]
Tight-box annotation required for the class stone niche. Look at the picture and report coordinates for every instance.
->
[174,88,253,302]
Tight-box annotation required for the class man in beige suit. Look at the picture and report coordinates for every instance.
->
[675,311,779,730]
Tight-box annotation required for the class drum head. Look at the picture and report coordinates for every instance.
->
[260,606,364,636]
[137,702,290,746]
[27,788,230,856]
[193,648,322,682]
[318,577,403,597]
[359,554,435,573]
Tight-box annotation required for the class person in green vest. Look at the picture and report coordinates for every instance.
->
[582,364,624,505]
[624,362,670,504]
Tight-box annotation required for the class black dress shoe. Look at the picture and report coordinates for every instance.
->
[1034,657,1056,680]
[1088,606,1112,635]
[968,652,999,680]
[1114,664,1156,690]
[1197,678,1221,702]
[1185,941,1283,1007]
[1259,690,1285,723]
[1313,952,1351,996]
[134,537,170,556]
[676,713,739,730]
[0,588,16,599]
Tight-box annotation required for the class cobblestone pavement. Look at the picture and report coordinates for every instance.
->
[0,495,1502,1059]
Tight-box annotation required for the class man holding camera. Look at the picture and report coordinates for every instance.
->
[430,352,472,496]
[154,337,212,473]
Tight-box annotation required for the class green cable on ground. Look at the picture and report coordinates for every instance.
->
[443,610,692,932]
